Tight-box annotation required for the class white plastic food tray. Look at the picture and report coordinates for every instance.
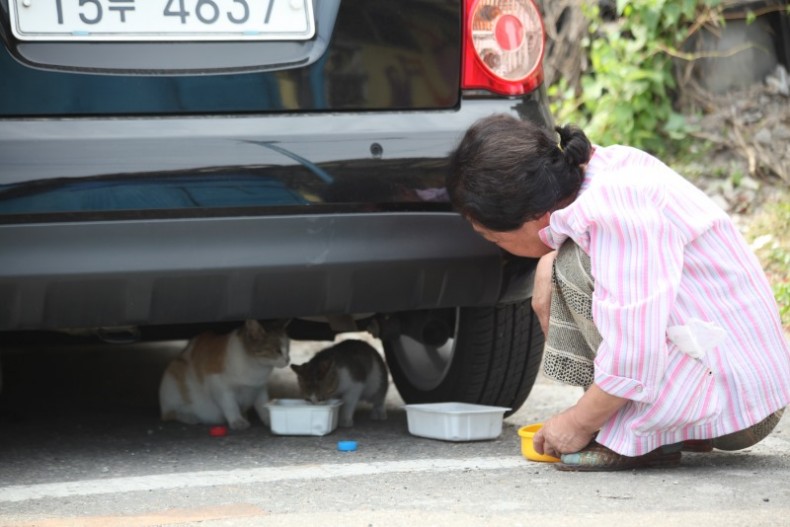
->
[266,399,342,436]
[404,402,510,441]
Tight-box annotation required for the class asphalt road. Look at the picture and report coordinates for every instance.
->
[0,335,788,527]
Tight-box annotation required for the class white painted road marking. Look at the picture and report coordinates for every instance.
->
[0,456,527,503]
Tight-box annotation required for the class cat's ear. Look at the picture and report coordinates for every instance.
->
[244,319,266,337]
[317,359,334,376]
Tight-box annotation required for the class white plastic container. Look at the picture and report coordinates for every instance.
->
[403,402,510,441]
[266,399,343,436]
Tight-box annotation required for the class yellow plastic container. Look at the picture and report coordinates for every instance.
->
[518,423,560,463]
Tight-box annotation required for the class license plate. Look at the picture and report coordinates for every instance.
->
[8,0,315,42]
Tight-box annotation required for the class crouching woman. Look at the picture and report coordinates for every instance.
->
[446,114,790,471]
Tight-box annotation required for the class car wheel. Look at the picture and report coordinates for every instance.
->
[382,300,544,415]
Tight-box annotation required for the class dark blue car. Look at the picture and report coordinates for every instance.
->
[0,0,553,412]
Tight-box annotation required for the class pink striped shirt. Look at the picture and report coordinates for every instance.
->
[540,145,790,456]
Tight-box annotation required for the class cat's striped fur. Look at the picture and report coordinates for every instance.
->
[290,339,388,427]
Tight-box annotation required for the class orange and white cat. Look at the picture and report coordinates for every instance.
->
[159,319,289,430]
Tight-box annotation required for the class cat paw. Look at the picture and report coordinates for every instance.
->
[166,411,201,425]
[255,408,271,427]
[339,418,354,428]
[228,417,251,431]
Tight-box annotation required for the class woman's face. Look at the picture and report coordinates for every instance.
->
[471,214,553,258]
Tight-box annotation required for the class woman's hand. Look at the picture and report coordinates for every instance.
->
[531,250,557,336]
[532,407,596,457]
[533,384,630,457]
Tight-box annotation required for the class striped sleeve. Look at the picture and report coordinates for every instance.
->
[582,179,686,402]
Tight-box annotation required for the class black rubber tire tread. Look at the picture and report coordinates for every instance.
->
[383,300,545,415]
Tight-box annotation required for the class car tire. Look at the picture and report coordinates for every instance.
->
[382,300,544,415]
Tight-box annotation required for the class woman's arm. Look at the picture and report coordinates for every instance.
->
[533,178,684,456]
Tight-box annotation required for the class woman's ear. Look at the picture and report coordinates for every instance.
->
[538,212,551,228]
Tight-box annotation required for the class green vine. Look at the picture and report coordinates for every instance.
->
[548,0,725,156]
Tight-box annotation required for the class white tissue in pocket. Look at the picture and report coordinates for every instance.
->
[667,319,727,359]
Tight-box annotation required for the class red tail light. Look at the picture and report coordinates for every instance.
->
[462,0,546,96]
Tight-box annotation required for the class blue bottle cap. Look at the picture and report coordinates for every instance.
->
[337,440,357,452]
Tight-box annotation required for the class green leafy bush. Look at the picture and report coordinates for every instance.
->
[548,0,724,156]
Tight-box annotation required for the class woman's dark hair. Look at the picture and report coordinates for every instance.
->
[446,114,591,232]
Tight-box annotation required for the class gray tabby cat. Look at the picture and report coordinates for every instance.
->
[290,339,388,427]
[159,319,289,430]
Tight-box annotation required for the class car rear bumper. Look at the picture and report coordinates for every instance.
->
[0,211,537,331]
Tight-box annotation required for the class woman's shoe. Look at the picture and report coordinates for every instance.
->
[556,442,682,472]
[680,408,785,452]
[680,440,713,452]
[712,409,785,451]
